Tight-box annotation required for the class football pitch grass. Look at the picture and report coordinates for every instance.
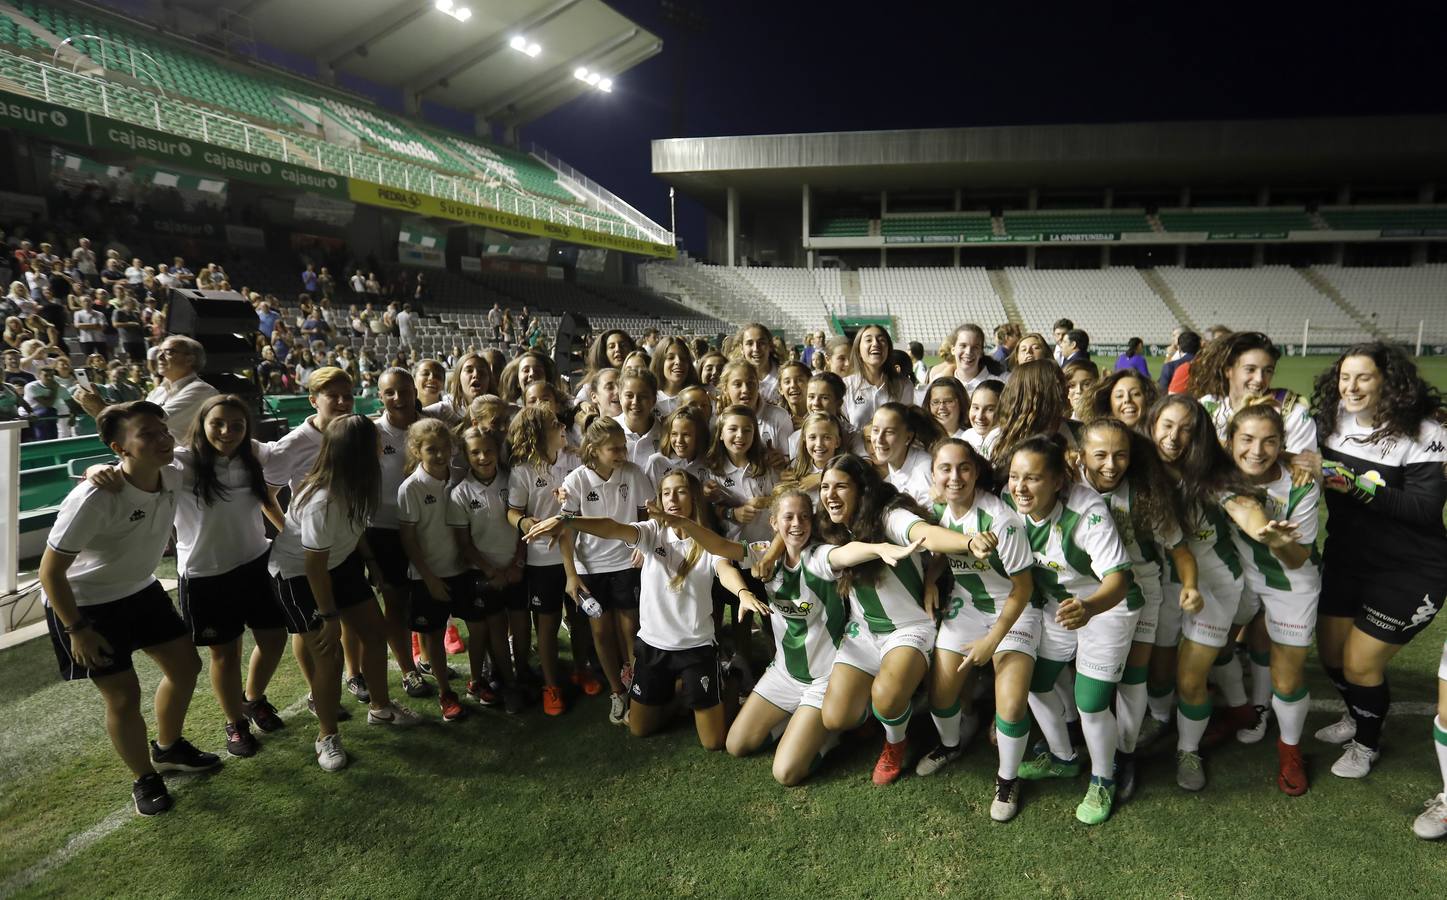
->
[2,353,1446,898]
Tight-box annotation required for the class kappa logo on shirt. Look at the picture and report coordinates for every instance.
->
[1428,440,1445,454]
[723,477,736,488]
[128,509,146,522]
[424,494,437,505]
[383,444,397,455]
[653,546,666,557]
[586,490,600,502]
[535,477,548,488]
[469,498,482,509]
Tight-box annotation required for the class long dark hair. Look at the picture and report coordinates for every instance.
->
[1078,417,1183,542]
[1142,395,1257,522]
[186,394,268,507]
[1082,369,1159,424]
[874,401,946,461]
[1185,330,1280,400]
[816,453,928,598]
[1312,341,1443,446]
[990,359,1070,472]
[294,414,381,530]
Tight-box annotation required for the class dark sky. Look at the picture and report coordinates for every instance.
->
[524,0,1447,253]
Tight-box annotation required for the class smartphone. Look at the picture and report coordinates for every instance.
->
[75,369,92,390]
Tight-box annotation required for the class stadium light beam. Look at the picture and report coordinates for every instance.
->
[510,35,543,57]
[573,67,613,92]
[598,78,613,92]
[434,0,473,23]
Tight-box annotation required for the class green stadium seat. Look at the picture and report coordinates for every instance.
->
[1158,209,1313,234]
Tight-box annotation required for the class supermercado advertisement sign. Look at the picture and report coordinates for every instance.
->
[0,89,675,258]
[348,180,676,258]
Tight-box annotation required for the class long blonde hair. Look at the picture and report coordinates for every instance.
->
[507,405,559,472]
[656,470,713,591]
[403,417,454,475]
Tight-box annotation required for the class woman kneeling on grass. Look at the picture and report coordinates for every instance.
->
[525,471,745,750]
[813,453,997,786]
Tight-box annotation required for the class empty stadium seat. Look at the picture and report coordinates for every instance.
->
[1313,264,1447,343]
[1158,209,1314,234]
[1006,268,1181,345]
[1156,266,1358,345]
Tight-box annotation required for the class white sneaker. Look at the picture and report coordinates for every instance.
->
[990,777,1021,823]
[314,734,347,772]
[1236,705,1271,744]
[1412,793,1447,840]
[367,700,423,727]
[1314,713,1356,745]
[914,743,963,776]
[608,692,626,726]
[1330,740,1380,778]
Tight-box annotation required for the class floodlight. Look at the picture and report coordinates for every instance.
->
[598,78,613,92]
[435,0,452,11]
[574,66,589,80]
[510,35,527,51]
[586,72,601,85]
[526,42,541,57]
[456,7,471,21]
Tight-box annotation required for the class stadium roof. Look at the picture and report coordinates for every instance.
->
[653,115,1447,210]
[201,0,662,125]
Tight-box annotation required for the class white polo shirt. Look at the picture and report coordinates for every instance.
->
[508,450,580,567]
[46,465,180,607]
[451,472,517,569]
[173,443,273,578]
[614,414,661,468]
[626,519,724,651]
[264,416,325,495]
[372,413,411,529]
[886,445,934,506]
[268,486,367,579]
[708,461,777,544]
[560,462,649,574]
[397,467,465,579]
[145,374,219,442]
[642,452,709,493]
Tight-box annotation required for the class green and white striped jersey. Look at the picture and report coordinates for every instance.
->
[1007,483,1134,608]
[1098,480,1183,582]
[1227,464,1321,596]
[763,545,848,683]
[1201,392,1318,454]
[818,507,932,635]
[1170,504,1244,583]
[933,492,1034,615]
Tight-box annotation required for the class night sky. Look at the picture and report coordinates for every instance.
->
[526,0,1447,253]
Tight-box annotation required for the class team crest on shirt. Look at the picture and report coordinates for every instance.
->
[1006,525,1017,537]
[654,546,666,557]
[620,483,629,501]
[128,509,145,522]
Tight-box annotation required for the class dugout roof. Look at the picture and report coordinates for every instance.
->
[200,0,661,125]
[653,116,1447,211]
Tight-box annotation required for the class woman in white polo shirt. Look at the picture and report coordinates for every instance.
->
[40,401,219,816]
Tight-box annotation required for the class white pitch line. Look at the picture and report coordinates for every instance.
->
[0,694,308,899]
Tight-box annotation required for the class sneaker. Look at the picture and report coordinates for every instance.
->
[1314,712,1356,745]
[1237,704,1271,744]
[367,700,424,727]
[1115,751,1138,802]
[132,772,173,816]
[990,776,1021,823]
[571,669,603,697]
[224,720,259,758]
[314,733,347,772]
[872,739,908,786]
[418,660,460,680]
[1203,703,1255,749]
[401,670,432,698]
[1176,750,1206,792]
[913,743,962,777]
[1018,744,1082,781]
[345,674,370,703]
[1330,740,1379,779]
[243,695,285,733]
[466,679,501,707]
[502,685,528,715]
[1412,793,1447,840]
[1075,777,1116,826]
[542,685,566,716]
[306,695,352,722]
[608,692,627,725]
[1277,739,1308,796]
[1137,715,1173,749]
[619,663,635,691]
[444,623,466,655]
[150,738,222,773]
[439,691,466,723]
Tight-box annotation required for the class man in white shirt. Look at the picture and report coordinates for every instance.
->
[74,300,108,359]
[71,237,98,286]
[396,304,416,348]
[349,270,367,294]
[155,264,179,290]
[125,258,146,285]
[73,335,216,441]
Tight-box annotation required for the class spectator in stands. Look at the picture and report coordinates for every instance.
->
[256,301,280,339]
[75,294,109,359]
[302,303,331,343]
[1060,329,1090,367]
[1158,330,1200,394]
[11,240,33,275]
[106,362,143,403]
[3,281,26,319]
[396,304,417,348]
[318,267,335,302]
[113,297,147,362]
[992,323,1022,363]
[2,315,27,351]
[1052,318,1075,366]
[488,303,503,339]
[349,269,366,294]
[71,237,98,287]
[100,255,126,292]
[125,258,146,286]
[365,272,381,295]
[22,365,62,441]
[0,380,23,423]
[73,335,217,442]
[155,263,179,290]
[171,258,195,287]
[640,327,660,357]
[824,335,852,376]
[37,288,69,354]
[301,264,319,297]
[1115,337,1151,379]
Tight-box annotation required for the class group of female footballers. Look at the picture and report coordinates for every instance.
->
[37,319,1447,840]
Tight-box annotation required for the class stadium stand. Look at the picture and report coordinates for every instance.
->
[1155,265,1359,345]
[1005,268,1183,345]
[1315,264,1447,342]
[856,267,1006,347]
[815,217,870,236]
[880,214,993,239]
[1319,206,1447,233]
[1001,209,1152,236]
[1157,208,1316,234]
[733,267,835,334]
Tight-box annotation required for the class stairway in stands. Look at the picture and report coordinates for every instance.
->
[1297,267,1388,340]
[1138,268,1199,332]
[987,271,1023,326]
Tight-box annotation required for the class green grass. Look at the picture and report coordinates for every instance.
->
[4,353,1447,898]
[0,571,1444,897]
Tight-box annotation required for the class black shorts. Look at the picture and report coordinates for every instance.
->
[46,581,188,681]
[630,638,721,710]
[410,574,479,631]
[1320,565,1444,645]
[178,550,284,645]
[581,568,641,612]
[365,527,410,589]
[474,575,525,615]
[273,552,374,634]
[526,564,567,616]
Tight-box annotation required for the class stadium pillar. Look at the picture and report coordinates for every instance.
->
[1027,188,1039,210]
[1103,187,1114,209]
[727,187,739,267]
[1257,185,1271,206]
[1252,244,1265,266]
[953,247,961,268]
[801,184,811,250]
[0,420,20,601]
[1180,186,1191,207]
[473,114,491,138]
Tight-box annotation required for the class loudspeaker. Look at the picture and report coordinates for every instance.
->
[164,288,258,378]
[553,311,590,380]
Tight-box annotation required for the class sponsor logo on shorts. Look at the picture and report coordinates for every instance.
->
[200,627,218,639]
[631,682,642,696]
[1411,595,1440,628]
[699,675,710,694]
[530,594,542,607]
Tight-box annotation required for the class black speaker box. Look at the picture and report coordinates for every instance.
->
[164,288,258,376]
